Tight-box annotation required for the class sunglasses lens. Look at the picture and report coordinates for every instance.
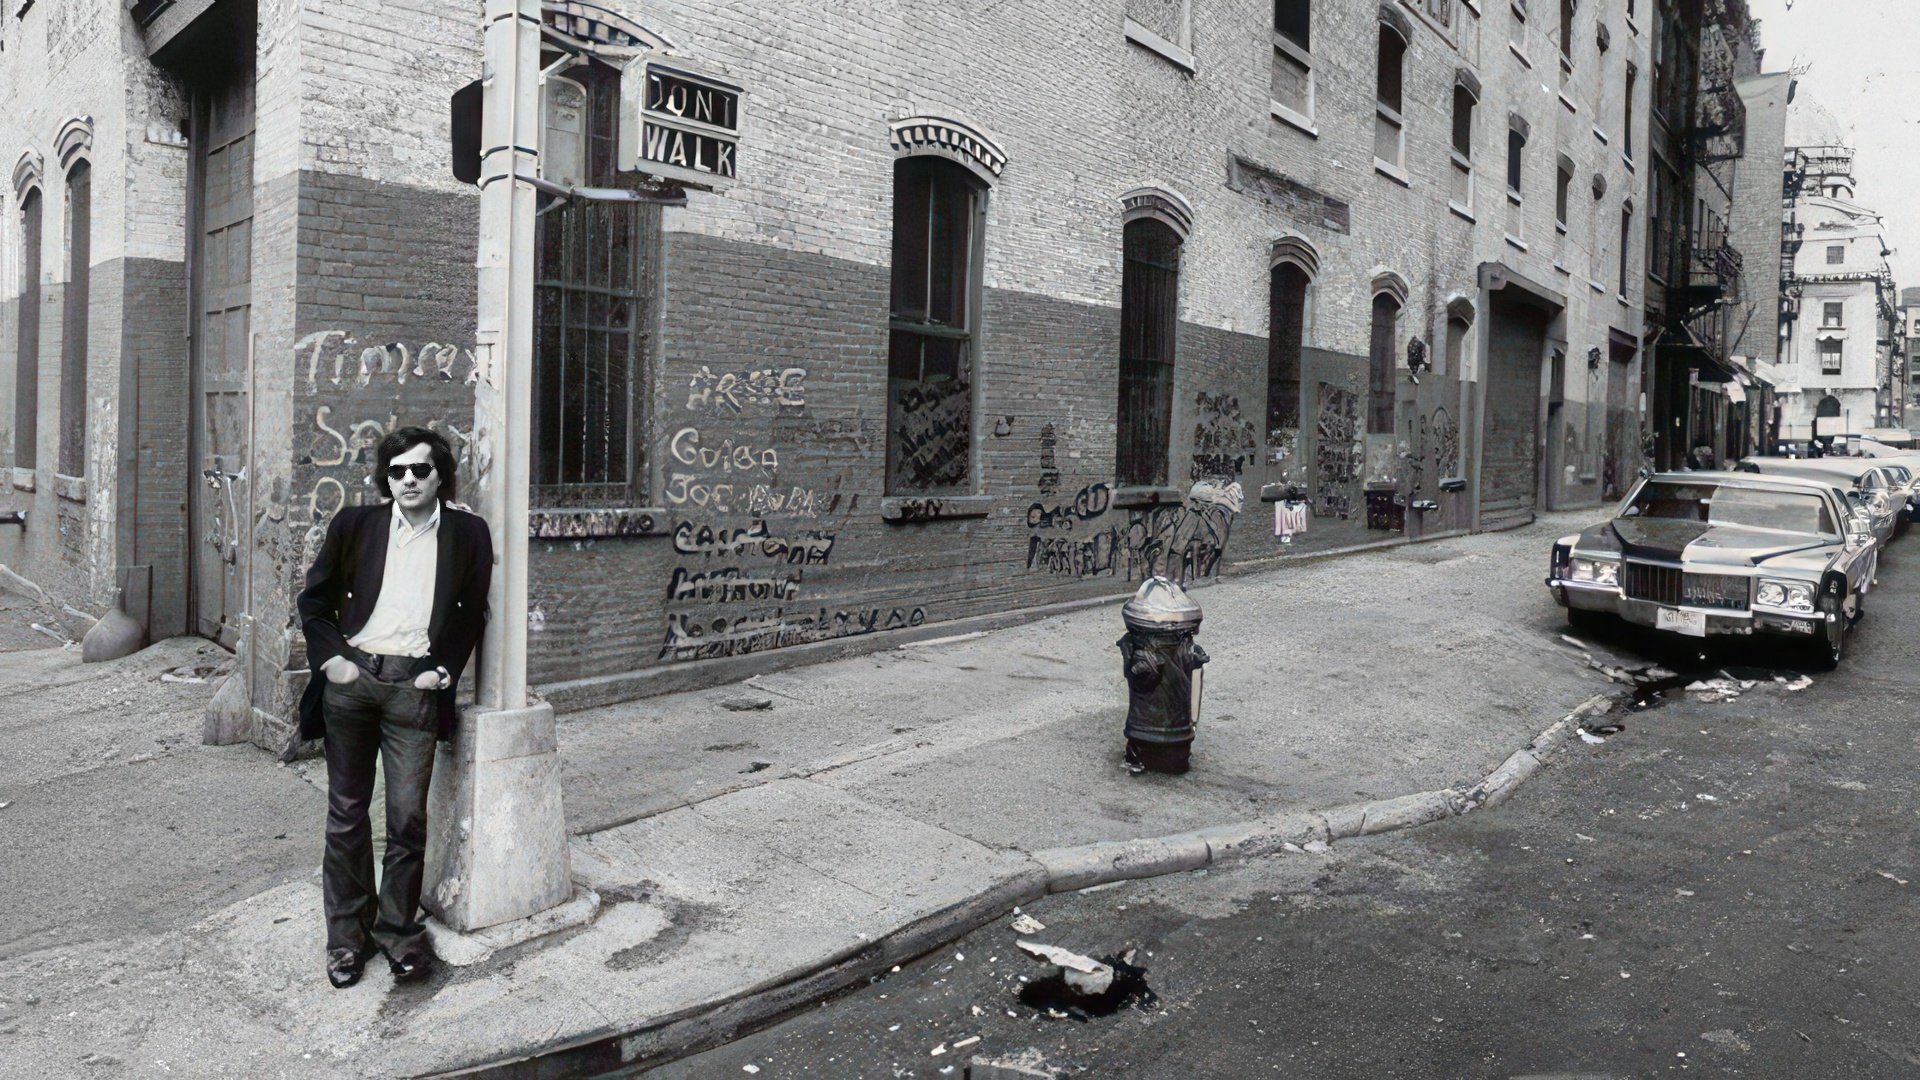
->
[386,463,433,480]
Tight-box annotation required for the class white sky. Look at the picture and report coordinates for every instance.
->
[1747,0,1920,291]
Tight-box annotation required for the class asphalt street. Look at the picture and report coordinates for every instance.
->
[647,531,1920,1079]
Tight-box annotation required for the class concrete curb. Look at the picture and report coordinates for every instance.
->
[425,860,1051,1079]
[1030,692,1616,889]
[435,692,1615,1077]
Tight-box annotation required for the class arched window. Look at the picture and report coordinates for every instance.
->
[887,154,985,495]
[1117,217,1181,486]
[1444,299,1475,381]
[1374,17,1409,173]
[1268,260,1310,437]
[13,186,40,470]
[60,160,89,477]
[1367,286,1403,435]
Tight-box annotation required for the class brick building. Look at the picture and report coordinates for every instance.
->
[2,0,1662,737]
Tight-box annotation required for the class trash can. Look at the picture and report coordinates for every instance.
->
[1117,576,1208,775]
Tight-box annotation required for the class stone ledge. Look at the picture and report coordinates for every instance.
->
[53,473,85,504]
[10,467,34,492]
[528,506,668,540]
[879,495,992,522]
[1109,485,1183,508]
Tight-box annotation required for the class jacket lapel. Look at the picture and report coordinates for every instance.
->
[428,510,457,645]
[352,506,390,635]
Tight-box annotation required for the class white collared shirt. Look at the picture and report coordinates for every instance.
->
[347,500,441,658]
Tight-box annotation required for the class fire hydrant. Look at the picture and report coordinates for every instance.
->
[1117,576,1208,775]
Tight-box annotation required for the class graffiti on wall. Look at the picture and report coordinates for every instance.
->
[1024,479,1243,585]
[659,605,928,662]
[1190,391,1257,480]
[1037,423,1061,495]
[686,365,808,414]
[297,330,477,395]
[889,378,970,492]
[1313,382,1361,519]
[1025,481,1113,530]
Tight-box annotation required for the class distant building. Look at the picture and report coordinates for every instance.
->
[1775,130,1899,443]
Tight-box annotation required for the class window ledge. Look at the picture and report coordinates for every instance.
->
[1559,91,1578,114]
[1270,102,1318,137]
[1123,17,1196,73]
[1555,221,1569,235]
[1626,16,1639,35]
[1505,234,1530,252]
[53,473,85,504]
[1374,159,1412,187]
[1617,292,1631,306]
[1592,126,1609,145]
[1553,260,1571,275]
[1622,153,1636,172]
[10,467,33,493]
[1590,278,1608,292]
[528,506,670,540]
[1110,484,1185,508]
[880,495,992,522]
[1448,202,1477,223]
[1509,42,1533,68]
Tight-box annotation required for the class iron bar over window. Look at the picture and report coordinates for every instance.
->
[533,64,660,508]
[1118,218,1181,486]
[1368,291,1400,435]
[887,155,982,496]
[13,189,40,470]
[60,162,90,477]
[1268,262,1309,438]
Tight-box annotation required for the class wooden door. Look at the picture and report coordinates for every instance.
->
[189,61,255,646]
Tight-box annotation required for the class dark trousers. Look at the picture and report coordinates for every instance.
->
[321,674,438,959]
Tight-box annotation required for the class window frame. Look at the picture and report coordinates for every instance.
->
[12,186,40,472]
[1374,20,1411,181]
[1823,302,1844,328]
[59,159,89,479]
[1450,79,1478,218]
[1826,244,1846,265]
[1124,0,1196,72]
[1367,288,1404,436]
[886,154,988,497]
[1271,1,1317,135]
[1116,216,1184,488]
[530,61,662,511]
[1819,337,1844,375]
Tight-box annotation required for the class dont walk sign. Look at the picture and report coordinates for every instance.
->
[620,56,743,191]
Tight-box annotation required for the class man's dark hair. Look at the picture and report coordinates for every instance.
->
[375,427,458,502]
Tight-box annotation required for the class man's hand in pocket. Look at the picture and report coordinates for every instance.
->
[413,666,451,691]
[321,655,361,685]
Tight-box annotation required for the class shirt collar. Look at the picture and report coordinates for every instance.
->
[390,498,442,543]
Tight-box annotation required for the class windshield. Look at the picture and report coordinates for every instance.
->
[1622,481,1836,536]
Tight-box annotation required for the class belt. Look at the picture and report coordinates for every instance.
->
[345,646,423,685]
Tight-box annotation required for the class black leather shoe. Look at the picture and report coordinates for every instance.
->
[386,949,434,984]
[326,948,366,989]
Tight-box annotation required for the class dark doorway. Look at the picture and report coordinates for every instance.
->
[1481,291,1552,528]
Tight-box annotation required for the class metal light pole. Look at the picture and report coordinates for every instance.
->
[422,0,574,935]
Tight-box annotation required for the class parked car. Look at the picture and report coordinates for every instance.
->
[1735,456,1907,542]
[1547,471,1875,669]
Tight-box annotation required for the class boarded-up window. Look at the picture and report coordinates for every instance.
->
[13,189,40,470]
[1118,218,1181,486]
[533,66,659,507]
[1267,262,1309,438]
[888,155,982,496]
[60,162,89,477]
[1368,291,1400,435]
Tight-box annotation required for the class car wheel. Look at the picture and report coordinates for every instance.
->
[1566,607,1608,632]
[1806,590,1846,672]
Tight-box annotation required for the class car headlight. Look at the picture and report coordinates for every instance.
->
[1756,578,1815,613]
[1570,557,1619,585]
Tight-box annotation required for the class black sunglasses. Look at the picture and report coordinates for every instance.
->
[385,462,436,481]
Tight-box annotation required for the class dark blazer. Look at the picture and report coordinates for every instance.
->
[296,502,494,741]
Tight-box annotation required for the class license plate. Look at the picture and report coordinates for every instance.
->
[1656,607,1707,637]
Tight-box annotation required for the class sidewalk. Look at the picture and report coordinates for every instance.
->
[0,511,1640,1078]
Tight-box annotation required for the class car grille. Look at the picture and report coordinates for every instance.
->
[1621,563,1750,611]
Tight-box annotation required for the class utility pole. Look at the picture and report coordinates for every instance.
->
[423,0,575,934]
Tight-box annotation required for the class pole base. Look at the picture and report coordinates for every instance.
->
[1125,738,1192,775]
[423,698,573,933]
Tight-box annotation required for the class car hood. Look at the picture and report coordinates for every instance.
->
[1595,518,1834,567]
